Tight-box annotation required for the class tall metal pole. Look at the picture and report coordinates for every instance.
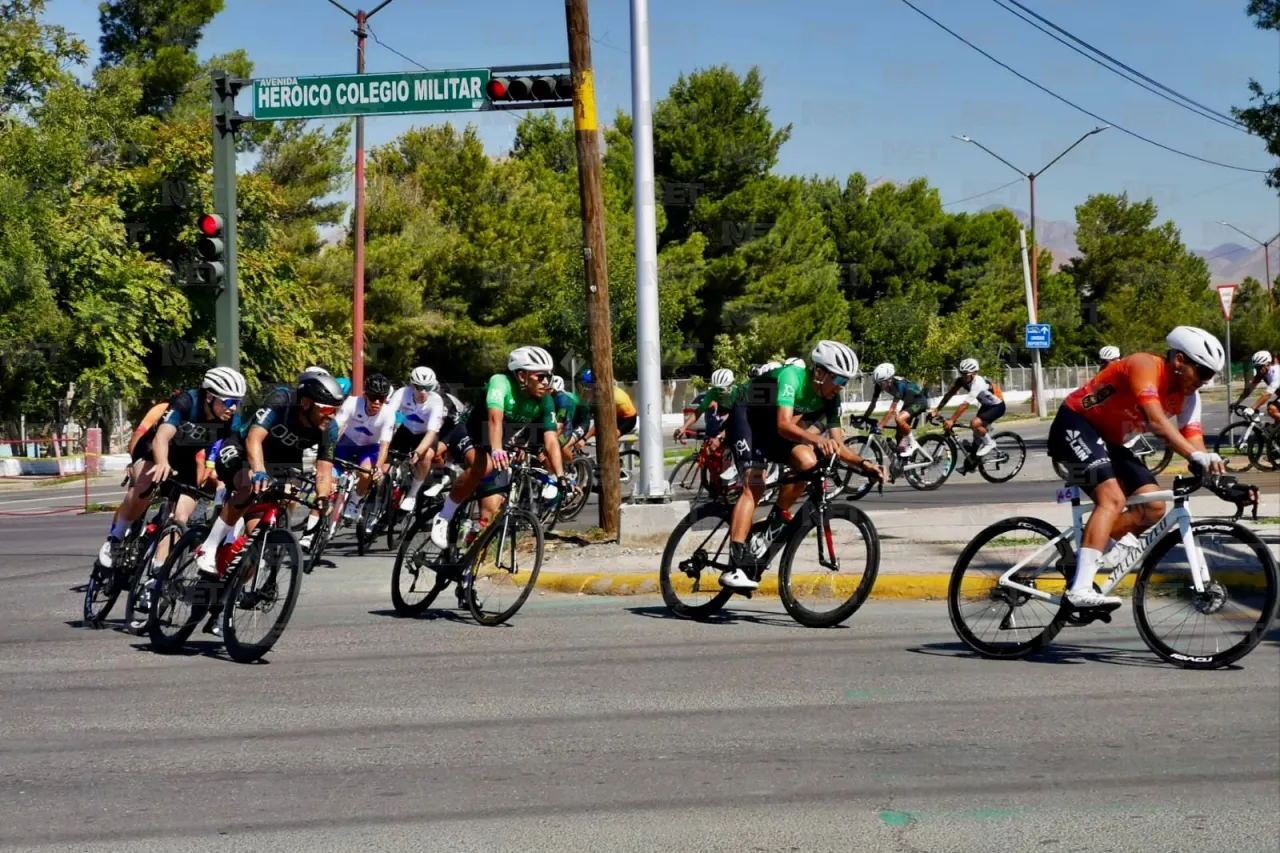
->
[1217,220,1279,312]
[353,10,367,392]
[630,0,666,501]
[566,0,621,534]
[1028,175,1038,310]
[211,70,240,370]
[1020,229,1048,418]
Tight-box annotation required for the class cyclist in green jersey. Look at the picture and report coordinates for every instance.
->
[430,346,571,550]
[721,341,883,590]
[550,375,592,461]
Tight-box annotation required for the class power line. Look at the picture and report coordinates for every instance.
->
[943,178,1024,206]
[988,0,1249,135]
[897,0,1270,174]
[995,0,1246,131]
[366,25,430,72]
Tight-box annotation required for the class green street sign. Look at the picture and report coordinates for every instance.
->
[252,69,491,120]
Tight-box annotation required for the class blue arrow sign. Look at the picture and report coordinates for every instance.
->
[1025,324,1051,349]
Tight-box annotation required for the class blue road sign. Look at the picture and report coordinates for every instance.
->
[1025,324,1051,349]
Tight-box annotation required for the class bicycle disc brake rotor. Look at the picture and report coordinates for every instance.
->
[1191,580,1227,616]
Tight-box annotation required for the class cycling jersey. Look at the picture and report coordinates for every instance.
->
[742,363,841,428]
[387,386,446,436]
[867,376,927,417]
[468,374,558,435]
[1255,363,1279,397]
[613,386,637,418]
[1063,353,1203,445]
[131,401,170,451]
[962,375,1003,408]
[241,388,340,463]
[132,389,241,485]
[335,394,397,447]
[693,386,736,415]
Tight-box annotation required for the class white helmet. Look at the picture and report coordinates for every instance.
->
[298,365,330,384]
[809,341,858,379]
[784,357,805,368]
[872,362,894,383]
[1166,326,1225,374]
[203,367,247,398]
[958,358,979,374]
[1253,350,1273,368]
[1099,346,1120,362]
[508,346,554,373]
[710,368,734,389]
[409,366,438,391]
[550,375,565,392]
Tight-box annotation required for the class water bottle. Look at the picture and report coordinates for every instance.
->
[539,471,559,501]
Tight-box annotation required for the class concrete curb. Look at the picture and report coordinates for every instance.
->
[534,572,958,600]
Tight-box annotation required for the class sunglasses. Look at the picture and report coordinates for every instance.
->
[531,372,552,384]
[313,403,339,414]
[831,375,848,387]
[218,398,241,408]
[1193,364,1216,383]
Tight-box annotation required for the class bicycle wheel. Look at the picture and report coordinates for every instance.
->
[356,477,389,556]
[904,435,953,491]
[467,506,543,626]
[124,521,186,634]
[777,503,880,628]
[948,518,1073,659]
[840,435,884,501]
[390,510,450,616]
[83,525,142,626]
[1051,457,1070,482]
[147,526,215,653]
[1212,421,1256,473]
[669,453,702,497]
[557,456,593,521]
[978,432,1027,484]
[1141,436,1174,474]
[658,502,735,619]
[1133,520,1279,669]
[1247,429,1279,472]
[304,501,336,575]
[221,529,303,663]
[619,448,640,497]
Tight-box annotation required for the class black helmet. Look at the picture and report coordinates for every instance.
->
[298,373,345,406]
[364,372,392,398]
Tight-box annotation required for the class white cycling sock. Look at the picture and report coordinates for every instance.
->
[1072,547,1102,593]
[406,476,425,498]
[440,496,459,522]
[304,514,319,531]
[202,517,231,553]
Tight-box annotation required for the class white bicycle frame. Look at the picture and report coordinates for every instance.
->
[1224,411,1267,449]
[996,486,1211,605]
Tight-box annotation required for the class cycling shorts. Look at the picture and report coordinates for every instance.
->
[390,424,423,456]
[444,421,476,462]
[896,392,928,420]
[728,402,799,470]
[617,414,638,436]
[976,401,1006,424]
[129,433,200,487]
[334,438,379,473]
[1047,404,1156,495]
[704,409,726,438]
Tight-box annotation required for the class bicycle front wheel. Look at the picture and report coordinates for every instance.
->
[777,503,880,628]
[124,521,186,634]
[147,526,214,653]
[978,432,1026,483]
[467,507,543,626]
[221,529,303,663]
[390,510,449,616]
[1247,429,1279,472]
[1212,421,1256,473]
[1133,520,1279,669]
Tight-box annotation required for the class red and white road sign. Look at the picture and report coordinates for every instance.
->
[1217,283,1237,321]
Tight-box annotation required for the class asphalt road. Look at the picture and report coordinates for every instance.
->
[1,512,1277,853]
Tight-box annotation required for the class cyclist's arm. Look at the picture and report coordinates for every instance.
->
[151,422,177,468]
[827,427,874,469]
[951,400,970,421]
[1138,397,1202,461]
[314,459,334,501]
[879,398,898,429]
[542,429,565,477]
[1233,376,1258,406]
[862,388,879,421]
[775,405,819,445]
[932,383,957,415]
[245,425,269,477]
[487,407,505,456]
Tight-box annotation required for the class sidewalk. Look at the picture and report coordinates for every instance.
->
[534,488,1280,599]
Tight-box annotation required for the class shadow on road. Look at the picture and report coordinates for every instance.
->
[367,607,475,625]
[126,639,250,662]
[624,604,838,630]
[905,640,1198,669]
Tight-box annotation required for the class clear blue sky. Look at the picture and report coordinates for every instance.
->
[43,0,1280,249]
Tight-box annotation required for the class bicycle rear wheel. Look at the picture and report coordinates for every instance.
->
[978,432,1027,483]
[147,526,216,653]
[83,525,142,626]
[948,518,1072,659]
[468,507,543,626]
[1247,430,1279,472]
[356,477,390,555]
[556,456,593,521]
[658,502,735,619]
[390,510,451,616]
[124,521,185,634]
[221,529,303,663]
[1133,520,1278,669]
[1212,421,1255,473]
[777,503,879,627]
[904,435,953,491]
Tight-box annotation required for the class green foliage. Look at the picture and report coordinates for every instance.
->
[1234,1,1280,188]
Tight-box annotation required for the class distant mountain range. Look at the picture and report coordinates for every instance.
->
[978,204,1271,286]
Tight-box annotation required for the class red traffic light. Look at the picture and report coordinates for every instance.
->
[486,79,507,100]
[198,213,223,236]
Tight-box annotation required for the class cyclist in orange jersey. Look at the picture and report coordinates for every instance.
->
[1046,327,1226,609]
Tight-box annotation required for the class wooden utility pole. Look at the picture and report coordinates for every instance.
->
[566,0,620,534]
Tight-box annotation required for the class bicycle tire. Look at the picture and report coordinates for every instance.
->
[978,432,1027,484]
[146,526,214,653]
[947,517,1072,659]
[1051,457,1070,482]
[619,448,640,497]
[124,521,186,634]
[556,456,593,521]
[777,503,880,628]
[385,469,414,551]
[467,506,543,626]
[1247,429,1279,472]
[841,435,883,501]
[356,477,389,556]
[1132,519,1279,669]
[83,523,143,626]
[390,511,449,616]
[1212,421,1255,473]
[304,507,334,575]
[669,453,701,496]
[904,435,953,491]
[658,502,735,620]
[221,528,303,663]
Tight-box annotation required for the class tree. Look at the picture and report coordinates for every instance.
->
[98,0,224,116]
[1,0,88,114]
[1233,1,1280,188]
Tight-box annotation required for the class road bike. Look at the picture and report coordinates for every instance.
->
[120,479,214,634]
[1213,404,1280,473]
[669,429,782,505]
[1051,432,1171,482]
[841,415,952,492]
[947,474,1277,669]
[659,454,880,627]
[929,415,1027,484]
[146,470,317,663]
[389,429,545,625]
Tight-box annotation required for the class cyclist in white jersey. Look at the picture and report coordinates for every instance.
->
[386,366,455,513]
[334,373,397,520]
[929,359,1006,457]
[1234,350,1280,425]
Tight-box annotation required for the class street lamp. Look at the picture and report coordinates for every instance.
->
[1217,220,1278,311]
[953,126,1109,311]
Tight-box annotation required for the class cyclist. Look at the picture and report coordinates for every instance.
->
[1233,350,1280,426]
[1099,345,1120,369]
[550,375,591,461]
[384,366,456,514]
[1046,326,1226,609]
[94,368,247,573]
[333,372,397,522]
[580,368,638,443]
[928,359,1006,457]
[676,368,740,482]
[429,346,571,552]
[867,363,929,457]
[197,372,346,576]
[720,341,883,591]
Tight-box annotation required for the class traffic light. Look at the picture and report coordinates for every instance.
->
[211,70,250,136]
[195,213,225,288]
[485,74,573,107]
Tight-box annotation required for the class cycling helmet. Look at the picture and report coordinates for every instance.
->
[364,372,392,398]
[809,341,858,378]
[1253,350,1273,368]
[958,358,979,375]
[1166,326,1225,374]
[409,366,438,391]
[1099,346,1120,362]
[298,373,345,406]
[872,362,895,383]
[298,365,331,384]
[202,367,247,398]
[581,368,594,385]
[336,377,352,395]
[509,346,554,373]
[710,368,734,389]
[550,375,565,392]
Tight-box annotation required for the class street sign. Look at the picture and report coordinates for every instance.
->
[252,69,491,120]
[1216,283,1237,321]
[1025,323,1052,349]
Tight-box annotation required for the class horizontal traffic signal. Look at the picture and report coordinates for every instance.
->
[486,75,573,104]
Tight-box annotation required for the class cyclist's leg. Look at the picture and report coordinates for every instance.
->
[433,422,492,546]
[194,438,255,573]
[727,402,766,545]
[972,402,1005,453]
[775,442,816,514]
[1105,445,1165,539]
